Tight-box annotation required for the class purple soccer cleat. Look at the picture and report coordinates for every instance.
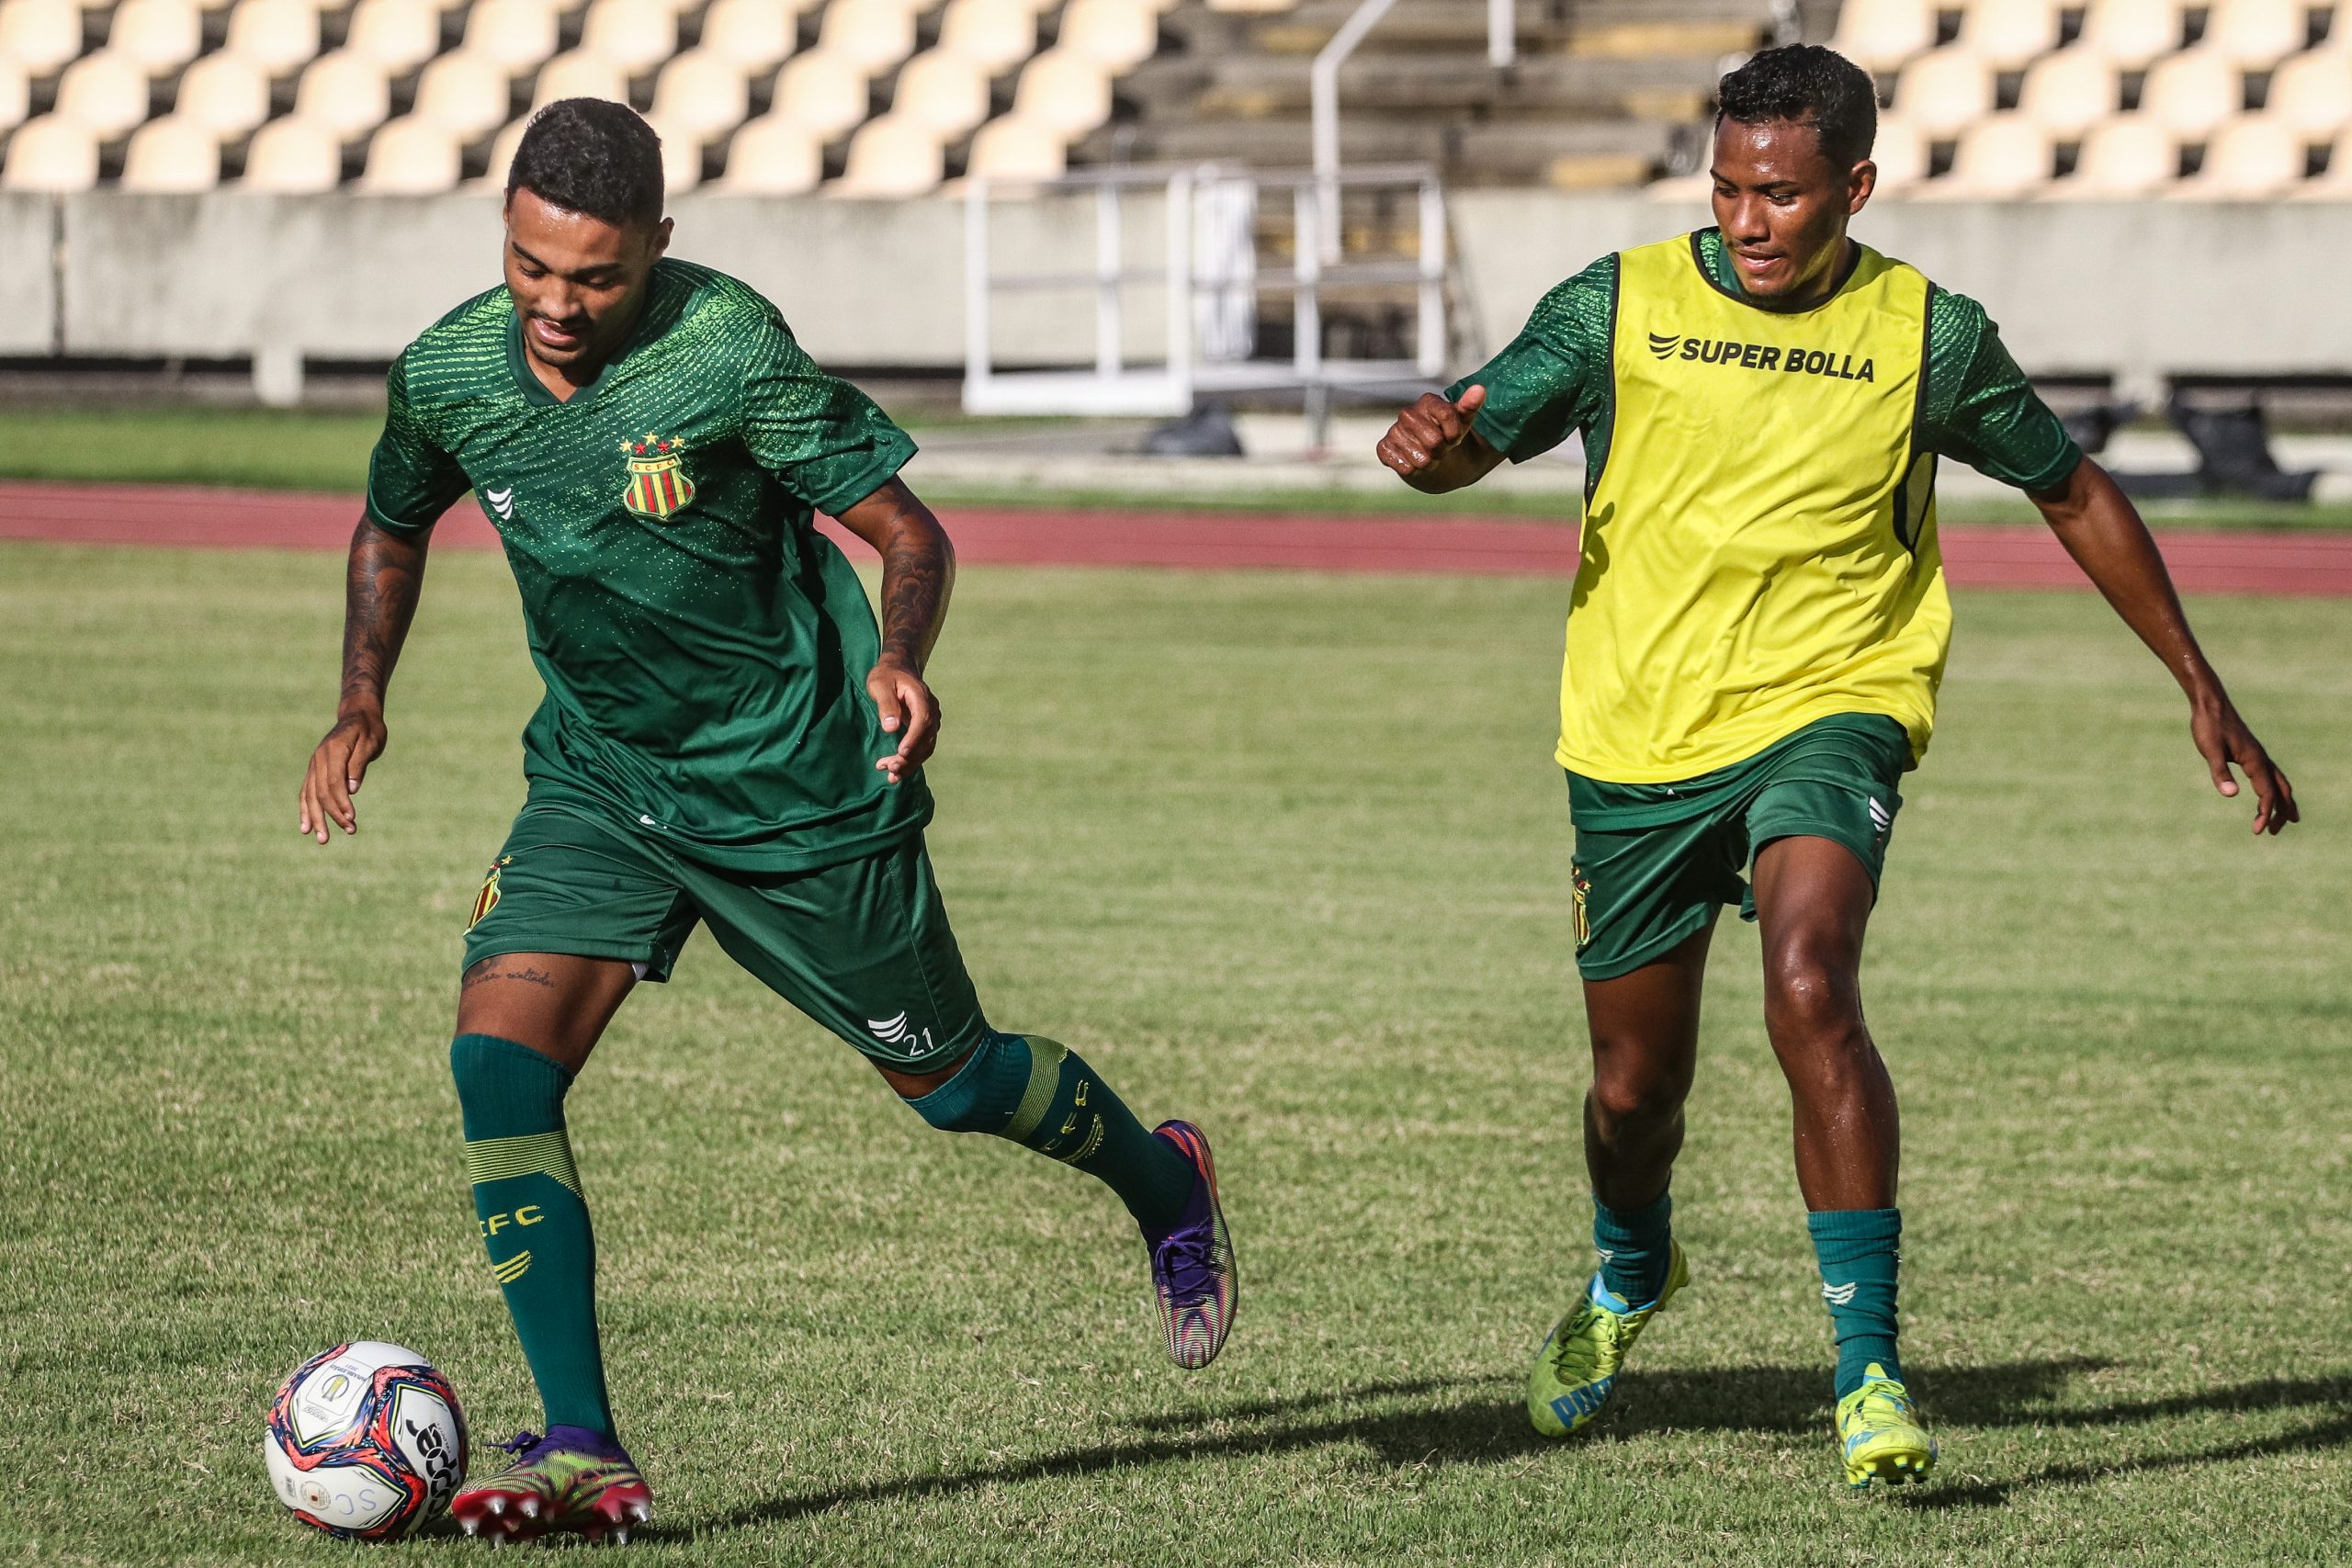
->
[1144,1121,1238,1371]
[451,1426,651,1545]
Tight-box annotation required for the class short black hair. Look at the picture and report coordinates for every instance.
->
[506,98,664,227]
[1715,44,1878,171]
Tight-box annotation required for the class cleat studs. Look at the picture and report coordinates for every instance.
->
[486,1496,507,1516]
[517,1498,539,1518]
[610,1528,630,1547]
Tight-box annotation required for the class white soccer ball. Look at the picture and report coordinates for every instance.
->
[263,1341,469,1540]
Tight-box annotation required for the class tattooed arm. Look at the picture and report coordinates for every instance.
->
[299,518,432,843]
[833,477,956,785]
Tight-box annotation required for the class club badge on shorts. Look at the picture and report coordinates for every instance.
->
[620,433,695,520]
[1571,865,1592,950]
[468,856,510,931]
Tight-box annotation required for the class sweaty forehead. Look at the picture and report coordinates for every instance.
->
[1711,117,1837,183]
[504,190,642,270]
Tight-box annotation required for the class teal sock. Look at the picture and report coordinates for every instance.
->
[909,1032,1197,1230]
[1808,1207,1903,1399]
[450,1033,614,1438]
[1593,1189,1673,1306]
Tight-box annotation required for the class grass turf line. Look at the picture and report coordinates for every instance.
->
[1,545,2347,1565]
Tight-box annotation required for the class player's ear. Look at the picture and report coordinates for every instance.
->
[1848,159,1876,216]
[650,216,673,261]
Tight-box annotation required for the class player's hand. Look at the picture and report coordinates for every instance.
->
[1376,385,1487,480]
[2189,692,2297,835]
[868,657,939,786]
[299,705,388,845]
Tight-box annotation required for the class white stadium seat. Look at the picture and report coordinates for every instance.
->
[0,58,27,134]
[1930,114,2052,197]
[54,51,153,141]
[2078,0,2185,70]
[1867,113,1928,194]
[2060,116,2176,196]
[816,0,920,75]
[2299,126,2352,197]
[2183,114,2305,197]
[937,0,1041,73]
[345,0,446,74]
[225,0,325,74]
[463,0,563,73]
[1009,47,1111,136]
[293,50,394,140]
[413,51,514,140]
[712,111,821,193]
[108,0,204,75]
[2017,48,2121,139]
[243,114,344,191]
[1956,0,2064,72]
[580,0,677,74]
[649,114,705,193]
[1207,0,1300,12]
[0,0,87,76]
[2141,47,2245,140]
[2202,0,2309,70]
[360,113,464,191]
[835,113,943,195]
[120,113,220,190]
[1058,0,1159,73]
[649,49,753,141]
[698,0,801,73]
[771,49,872,139]
[534,49,630,108]
[479,115,526,187]
[889,48,989,137]
[965,111,1067,179]
[1829,0,1938,73]
[174,51,271,136]
[2267,46,2352,141]
[1,114,98,189]
[1891,47,1996,139]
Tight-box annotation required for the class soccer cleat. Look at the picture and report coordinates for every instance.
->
[451,1427,652,1544]
[1836,1363,1937,1490]
[1144,1121,1238,1371]
[1527,1241,1690,1438]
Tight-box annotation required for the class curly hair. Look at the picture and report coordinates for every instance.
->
[505,98,664,227]
[1715,44,1879,171]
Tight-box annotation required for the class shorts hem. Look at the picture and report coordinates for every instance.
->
[1575,906,1718,983]
[841,1014,993,1071]
[462,940,679,985]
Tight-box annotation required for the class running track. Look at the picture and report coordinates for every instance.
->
[4,479,2349,596]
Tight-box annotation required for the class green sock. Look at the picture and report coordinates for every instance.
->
[909,1032,1198,1230]
[1592,1189,1673,1307]
[451,1033,614,1438]
[1808,1207,1903,1400]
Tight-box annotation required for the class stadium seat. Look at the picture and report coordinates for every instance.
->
[2298,126,2352,197]
[534,49,630,108]
[463,0,563,73]
[771,50,873,140]
[2267,44,2352,140]
[107,0,204,75]
[1955,0,2064,73]
[1206,0,1299,12]
[0,0,87,77]
[1057,0,1159,73]
[224,0,325,74]
[1928,114,2052,197]
[890,47,990,137]
[1829,0,1939,73]
[579,0,677,74]
[413,52,514,140]
[1009,48,1112,137]
[243,115,343,192]
[816,0,921,75]
[2201,0,2309,69]
[2141,47,2245,140]
[1891,47,1996,139]
[359,113,463,191]
[344,0,446,75]
[711,111,821,193]
[2077,0,2186,69]
[0,114,97,189]
[648,49,753,141]
[294,51,394,140]
[836,113,943,196]
[965,111,1067,179]
[1868,113,1928,194]
[120,113,220,190]
[479,114,526,187]
[654,117,702,193]
[53,51,153,141]
[2183,113,2306,196]
[937,0,1042,73]
[174,51,271,136]
[2017,48,2122,139]
[2058,116,2176,195]
[0,58,26,135]
[698,0,801,73]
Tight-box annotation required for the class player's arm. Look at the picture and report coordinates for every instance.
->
[300,518,432,843]
[2028,456,2296,835]
[833,477,954,785]
[1378,386,1504,492]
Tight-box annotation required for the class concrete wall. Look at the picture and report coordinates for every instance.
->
[6,189,2347,391]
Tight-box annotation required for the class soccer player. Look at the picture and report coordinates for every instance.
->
[295,100,1238,1543]
[1377,46,2296,1490]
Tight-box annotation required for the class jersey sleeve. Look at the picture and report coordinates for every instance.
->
[739,301,918,517]
[363,355,471,536]
[1920,290,2083,493]
[1446,255,1617,464]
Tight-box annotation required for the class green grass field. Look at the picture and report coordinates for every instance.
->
[3,544,2347,1565]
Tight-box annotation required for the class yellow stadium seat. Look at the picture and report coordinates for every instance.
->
[225,0,325,74]
[2141,47,2245,140]
[1956,0,2064,72]
[463,0,562,73]
[1891,47,1996,139]
[965,111,1066,179]
[53,51,152,141]
[121,113,221,190]
[836,113,943,196]
[580,0,677,74]
[698,0,800,73]
[1058,0,1159,73]
[360,113,464,191]
[174,51,271,136]
[713,111,821,193]
[2202,0,2309,70]
[108,0,204,75]
[2268,44,2352,140]
[0,0,87,77]
[243,115,344,191]
[890,48,989,137]
[936,0,1040,74]
[345,0,445,74]
[1,114,97,189]
[649,49,753,141]
[2182,113,2305,196]
[1830,0,1938,73]
[2017,48,2121,139]
[1928,114,2052,197]
[2060,115,2176,195]
[816,0,920,76]
[771,49,871,139]
[294,50,394,139]
[1010,47,1111,137]
[2078,0,2186,69]
[534,49,630,108]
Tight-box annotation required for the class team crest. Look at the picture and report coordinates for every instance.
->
[1571,866,1592,950]
[620,433,695,520]
[467,857,509,931]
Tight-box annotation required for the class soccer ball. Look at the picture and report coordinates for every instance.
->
[264,1341,469,1540]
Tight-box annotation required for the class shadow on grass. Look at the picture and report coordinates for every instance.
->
[695,1362,2352,1532]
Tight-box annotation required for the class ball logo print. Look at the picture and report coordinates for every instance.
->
[264,1341,469,1540]
[620,434,695,520]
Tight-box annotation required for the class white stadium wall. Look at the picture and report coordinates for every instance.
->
[5,192,2348,392]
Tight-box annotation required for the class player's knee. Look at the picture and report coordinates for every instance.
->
[902,1032,1028,1134]
[1763,943,1861,1043]
[1588,1067,1686,1128]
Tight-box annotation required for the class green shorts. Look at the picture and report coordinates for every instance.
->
[1566,715,1912,982]
[461,798,988,1067]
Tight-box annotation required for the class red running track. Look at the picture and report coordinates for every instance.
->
[4,479,2349,595]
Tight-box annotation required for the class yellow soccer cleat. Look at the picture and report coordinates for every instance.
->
[1836,1364,1938,1490]
[1527,1242,1689,1438]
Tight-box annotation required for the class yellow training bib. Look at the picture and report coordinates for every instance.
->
[1560,233,1948,783]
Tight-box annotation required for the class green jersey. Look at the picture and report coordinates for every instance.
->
[1453,227,2083,495]
[367,258,926,872]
